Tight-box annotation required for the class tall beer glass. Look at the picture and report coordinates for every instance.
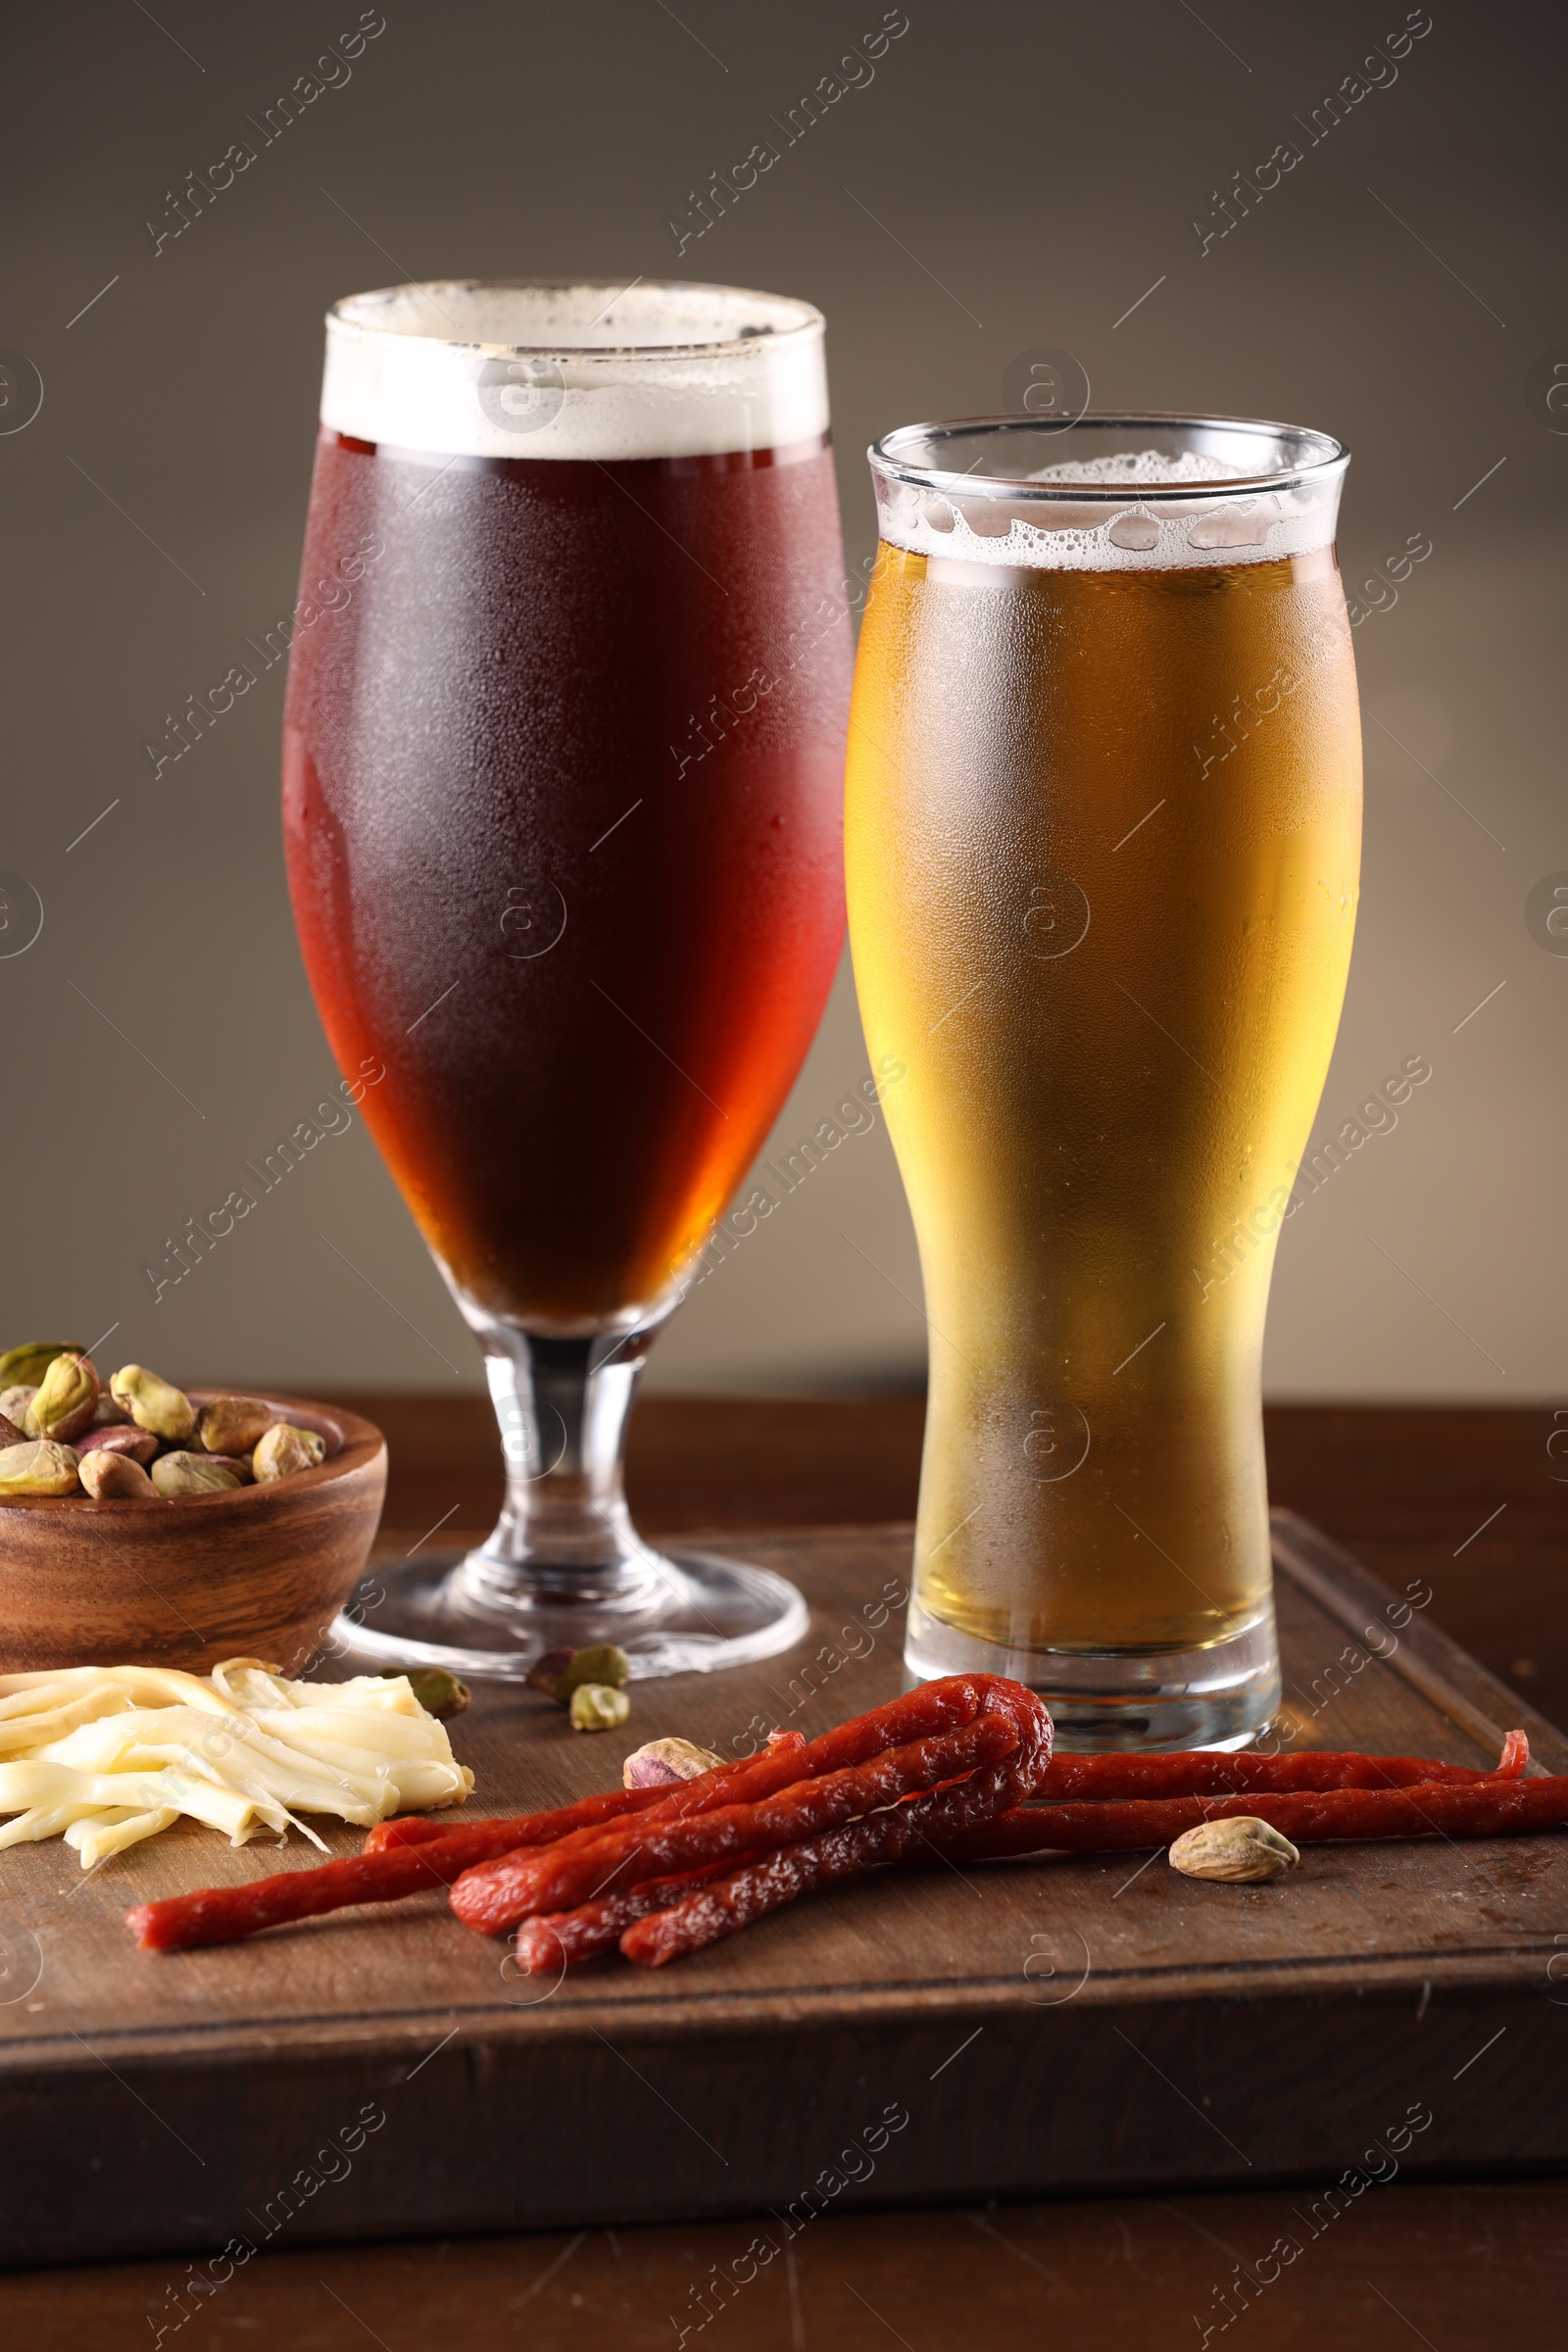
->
[283,282,850,1677]
[846,416,1359,1745]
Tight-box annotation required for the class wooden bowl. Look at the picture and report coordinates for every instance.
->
[0,1392,386,1675]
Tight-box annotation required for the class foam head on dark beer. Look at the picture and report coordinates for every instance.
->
[321,279,829,462]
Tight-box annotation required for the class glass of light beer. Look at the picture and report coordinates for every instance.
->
[283,281,850,1677]
[846,416,1359,1745]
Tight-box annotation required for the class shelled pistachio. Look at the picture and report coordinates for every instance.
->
[196,1396,276,1458]
[0,1441,81,1495]
[253,1423,325,1481]
[80,1449,158,1500]
[0,1344,81,1392]
[110,1365,196,1444]
[151,1451,246,1498]
[76,1426,161,1465]
[24,1351,100,1444]
[570,1683,631,1733]
[0,1345,337,1506]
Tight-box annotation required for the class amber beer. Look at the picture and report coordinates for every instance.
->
[284,284,848,1331]
[846,417,1360,1744]
[280,281,847,1680]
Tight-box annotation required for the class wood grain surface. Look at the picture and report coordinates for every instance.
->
[6,1395,1566,2348]
[4,1514,1567,2273]
[9,2182,1566,2352]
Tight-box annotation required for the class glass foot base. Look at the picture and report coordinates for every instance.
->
[330,1544,809,1683]
[903,1597,1281,1751]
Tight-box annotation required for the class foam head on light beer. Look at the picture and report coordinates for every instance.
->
[845,414,1359,1747]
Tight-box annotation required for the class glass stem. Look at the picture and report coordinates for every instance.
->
[475,1322,661,1590]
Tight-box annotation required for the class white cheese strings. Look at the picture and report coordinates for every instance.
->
[0,1659,473,1865]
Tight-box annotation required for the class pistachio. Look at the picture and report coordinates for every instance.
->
[562,1644,631,1694]
[24,1351,101,1444]
[0,1344,83,1392]
[151,1450,244,1497]
[252,1423,326,1481]
[111,1364,196,1444]
[622,1737,725,1789]
[524,1647,576,1696]
[196,1396,275,1458]
[76,1425,161,1465]
[204,1452,255,1486]
[527,1643,633,1704]
[0,1411,24,1449]
[80,1448,158,1500]
[0,1386,37,1426]
[1168,1817,1300,1884]
[569,1682,631,1733]
[0,1440,81,1496]
[88,1393,131,1429]
[378,1666,470,1720]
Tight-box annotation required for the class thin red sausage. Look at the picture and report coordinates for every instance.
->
[449,1677,1051,1936]
[621,1767,1568,1968]
[451,1707,1039,1936]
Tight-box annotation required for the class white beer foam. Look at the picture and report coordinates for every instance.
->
[320,280,830,461]
[877,444,1344,571]
[1023,449,1252,485]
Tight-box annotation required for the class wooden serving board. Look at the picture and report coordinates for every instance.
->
[4,1511,1567,2270]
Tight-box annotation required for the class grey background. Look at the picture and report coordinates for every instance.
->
[1,0,1560,1398]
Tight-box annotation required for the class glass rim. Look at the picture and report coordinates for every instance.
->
[325,278,826,365]
[869,411,1350,503]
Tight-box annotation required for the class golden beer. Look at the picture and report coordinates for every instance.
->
[846,417,1360,1743]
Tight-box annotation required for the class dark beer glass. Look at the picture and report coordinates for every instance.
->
[283,281,849,1676]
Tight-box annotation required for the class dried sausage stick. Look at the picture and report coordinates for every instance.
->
[621,1767,1568,1968]
[621,1758,1024,1968]
[450,1677,1051,1936]
[1036,1730,1529,1800]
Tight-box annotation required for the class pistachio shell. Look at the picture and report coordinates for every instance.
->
[80,1449,158,1499]
[569,1683,631,1733]
[252,1423,326,1481]
[150,1450,243,1497]
[196,1396,275,1458]
[622,1737,724,1788]
[24,1351,100,1444]
[0,1412,24,1449]
[0,1387,37,1426]
[1168,1817,1300,1884]
[0,1440,81,1496]
[111,1365,196,1444]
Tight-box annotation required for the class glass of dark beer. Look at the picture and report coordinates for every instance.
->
[847,416,1359,1746]
[284,281,850,1677]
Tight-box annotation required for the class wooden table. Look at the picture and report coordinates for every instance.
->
[7,1396,1565,2348]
